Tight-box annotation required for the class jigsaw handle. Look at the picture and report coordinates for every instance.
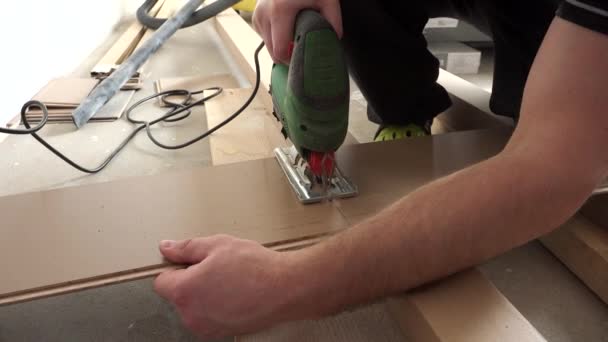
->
[270,9,349,154]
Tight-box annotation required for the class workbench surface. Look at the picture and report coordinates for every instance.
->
[0,16,607,342]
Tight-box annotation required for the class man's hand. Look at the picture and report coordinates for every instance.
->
[252,0,343,63]
[153,235,299,339]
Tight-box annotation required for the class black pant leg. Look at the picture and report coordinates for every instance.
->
[339,0,453,126]
[447,0,559,120]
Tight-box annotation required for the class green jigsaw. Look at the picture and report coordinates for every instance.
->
[270,9,358,204]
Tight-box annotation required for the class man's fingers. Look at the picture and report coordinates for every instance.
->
[319,2,343,38]
[154,268,187,302]
[263,23,275,63]
[159,238,209,264]
[270,5,297,64]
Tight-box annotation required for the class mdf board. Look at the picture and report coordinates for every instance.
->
[0,128,512,306]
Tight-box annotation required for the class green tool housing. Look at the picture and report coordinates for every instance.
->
[270,10,350,156]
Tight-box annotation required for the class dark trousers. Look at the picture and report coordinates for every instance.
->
[339,0,559,126]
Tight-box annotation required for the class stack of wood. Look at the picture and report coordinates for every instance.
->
[23,77,134,124]
[24,78,98,124]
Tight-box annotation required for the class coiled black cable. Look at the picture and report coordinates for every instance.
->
[0,42,266,174]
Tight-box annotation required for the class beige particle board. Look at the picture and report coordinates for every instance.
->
[204,88,289,165]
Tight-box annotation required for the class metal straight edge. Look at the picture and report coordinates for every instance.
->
[71,0,205,128]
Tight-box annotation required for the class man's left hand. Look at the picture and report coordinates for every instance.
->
[153,235,297,339]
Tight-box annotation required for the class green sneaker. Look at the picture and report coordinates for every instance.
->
[374,123,430,142]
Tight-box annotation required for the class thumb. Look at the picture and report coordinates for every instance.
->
[320,2,343,38]
[159,238,209,265]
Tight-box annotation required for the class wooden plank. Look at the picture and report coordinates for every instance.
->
[540,215,608,304]
[204,88,289,165]
[387,269,546,342]
[91,0,166,76]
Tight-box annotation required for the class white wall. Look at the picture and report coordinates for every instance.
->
[1,0,143,126]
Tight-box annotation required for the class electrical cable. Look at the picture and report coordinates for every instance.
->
[0,42,266,173]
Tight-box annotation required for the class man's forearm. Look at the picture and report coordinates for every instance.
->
[284,150,597,319]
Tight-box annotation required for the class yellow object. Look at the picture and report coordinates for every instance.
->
[232,0,257,12]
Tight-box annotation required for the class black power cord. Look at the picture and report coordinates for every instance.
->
[0,42,266,174]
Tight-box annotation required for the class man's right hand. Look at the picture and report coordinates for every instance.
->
[252,0,343,64]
